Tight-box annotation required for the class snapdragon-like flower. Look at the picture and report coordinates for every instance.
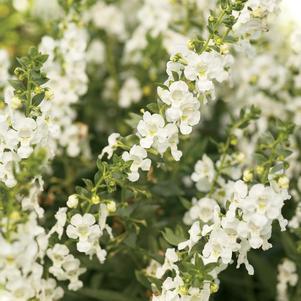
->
[49,207,67,240]
[119,77,142,108]
[158,81,200,134]
[47,244,86,291]
[0,213,62,300]
[122,145,151,182]
[66,213,101,254]
[87,1,126,40]
[276,259,298,301]
[191,154,216,192]
[39,21,89,158]
[99,133,120,160]
[183,197,219,225]
[137,111,166,149]
[155,248,179,279]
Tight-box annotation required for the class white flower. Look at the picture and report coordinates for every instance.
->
[137,111,166,149]
[119,77,142,108]
[277,259,298,301]
[49,252,86,291]
[156,248,179,279]
[191,154,215,192]
[178,221,201,251]
[47,244,70,267]
[49,207,67,239]
[184,197,219,225]
[122,145,151,181]
[66,213,101,253]
[180,50,232,98]
[86,40,105,65]
[99,133,120,160]
[37,278,64,301]
[158,81,201,134]
[6,278,35,300]
[245,184,290,227]
[152,123,182,161]
[202,226,239,265]
[88,2,126,39]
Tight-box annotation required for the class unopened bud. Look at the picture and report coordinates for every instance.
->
[187,39,195,50]
[67,194,78,208]
[256,165,264,175]
[45,90,54,100]
[10,211,20,220]
[278,176,289,189]
[210,283,219,293]
[11,97,22,109]
[107,200,117,213]
[235,152,245,163]
[243,169,253,182]
[91,195,100,205]
[34,86,43,94]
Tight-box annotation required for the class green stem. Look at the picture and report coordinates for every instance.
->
[25,69,32,116]
[208,135,231,196]
[201,10,226,53]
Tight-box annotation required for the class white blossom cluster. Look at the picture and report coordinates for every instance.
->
[121,49,232,182]
[86,1,127,41]
[276,258,298,301]
[0,22,90,188]
[39,21,89,157]
[153,156,291,300]
[0,86,56,188]
[225,21,301,231]
[49,198,114,263]
[152,249,213,301]
[0,213,63,301]
[47,244,86,291]
[1,0,294,300]
[0,11,93,301]
[233,0,281,46]
[124,0,215,62]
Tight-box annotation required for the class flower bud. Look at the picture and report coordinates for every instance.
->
[107,200,117,213]
[235,152,245,163]
[278,176,289,189]
[10,211,21,221]
[243,169,253,182]
[91,195,100,205]
[67,194,78,208]
[210,283,219,293]
[11,97,22,109]
[45,89,54,100]
[187,39,195,50]
[34,86,43,94]
[256,165,264,175]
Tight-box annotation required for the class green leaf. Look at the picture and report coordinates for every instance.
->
[162,226,187,246]
[124,232,137,248]
[32,92,45,106]
[146,103,159,114]
[9,79,25,90]
[79,288,140,301]
[135,270,151,289]
[125,113,141,129]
